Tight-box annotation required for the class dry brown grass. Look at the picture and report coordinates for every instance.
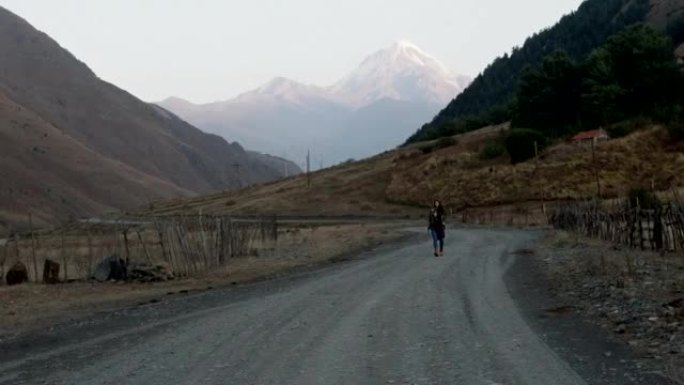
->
[0,222,411,333]
[142,124,512,218]
[142,124,684,220]
[389,126,684,209]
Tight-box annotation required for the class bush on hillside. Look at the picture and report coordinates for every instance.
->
[420,137,457,154]
[479,141,506,160]
[505,129,547,164]
[668,119,684,141]
[605,117,652,138]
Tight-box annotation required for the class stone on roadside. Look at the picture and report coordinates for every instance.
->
[93,255,127,282]
[5,261,28,285]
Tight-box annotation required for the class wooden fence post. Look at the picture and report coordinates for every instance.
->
[1,232,8,280]
[28,213,39,283]
[122,228,131,265]
[136,229,153,264]
[86,224,94,278]
[60,230,68,281]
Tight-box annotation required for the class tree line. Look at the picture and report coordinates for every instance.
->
[404,0,684,145]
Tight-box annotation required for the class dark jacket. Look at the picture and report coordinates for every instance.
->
[428,206,446,237]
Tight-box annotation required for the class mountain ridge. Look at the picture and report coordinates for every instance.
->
[158,40,471,165]
[406,0,684,144]
[0,6,299,229]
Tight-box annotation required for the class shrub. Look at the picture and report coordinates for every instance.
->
[435,137,457,149]
[419,137,457,154]
[419,145,434,155]
[505,129,547,164]
[479,141,506,160]
[668,119,684,141]
[605,117,652,138]
[628,188,660,210]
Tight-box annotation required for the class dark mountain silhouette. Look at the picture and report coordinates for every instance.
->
[406,0,684,144]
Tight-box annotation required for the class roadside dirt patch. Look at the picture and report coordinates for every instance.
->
[536,230,684,382]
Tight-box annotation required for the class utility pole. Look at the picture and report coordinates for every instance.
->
[591,139,602,199]
[534,141,545,214]
[233,162,242,189]
[306,149,311,188]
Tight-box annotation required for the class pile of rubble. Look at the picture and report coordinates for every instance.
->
[93,255,174,283]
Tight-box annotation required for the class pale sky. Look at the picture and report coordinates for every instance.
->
[0,0,585,104]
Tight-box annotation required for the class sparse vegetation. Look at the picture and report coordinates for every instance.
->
[605,118,651,138]
[139,124,684,220]
[628,187,660,210]
[419,137,457,154]
[505,129,547,164]
[667,114,684,141]
[479,140,506,160]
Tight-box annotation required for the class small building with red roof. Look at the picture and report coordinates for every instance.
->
[570,129,609,145]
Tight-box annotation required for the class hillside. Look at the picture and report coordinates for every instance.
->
[158,41,471,165]
[0,7,298,230]
[407,0,684,144]
[140,124,684,219]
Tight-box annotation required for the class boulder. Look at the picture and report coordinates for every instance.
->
[43,259,60,284]
[6,261,28,285]
[93,255,127,282]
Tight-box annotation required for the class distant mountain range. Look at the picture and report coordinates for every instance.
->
[0,7,299,229]
[158,41,471,166]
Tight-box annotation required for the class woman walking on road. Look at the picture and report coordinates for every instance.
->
[428,200,446,257]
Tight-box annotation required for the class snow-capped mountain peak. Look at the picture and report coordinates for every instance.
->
[332,40,471,107]
[234,76,330,105]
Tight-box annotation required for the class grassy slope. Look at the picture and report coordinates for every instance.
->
[141,124,684,218]
[390,127,684,209]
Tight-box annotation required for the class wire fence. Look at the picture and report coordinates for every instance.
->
[0,214,278,284]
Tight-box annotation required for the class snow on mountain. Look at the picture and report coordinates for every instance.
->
[331,40,471,107]
[234,76,333,106]
[157,40,471,165]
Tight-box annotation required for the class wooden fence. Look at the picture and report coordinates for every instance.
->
[549,201,684,253]
[0,215,278,283]
[461,203,547,227]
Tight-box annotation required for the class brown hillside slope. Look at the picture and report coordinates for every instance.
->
[142,150,408,218]
[0,91,193,229]
[647,0,684,28]
[389,127,684,209]
[0,7,298,229]
[142,125,683,218]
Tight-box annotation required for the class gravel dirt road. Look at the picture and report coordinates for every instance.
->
[0,228,673,385]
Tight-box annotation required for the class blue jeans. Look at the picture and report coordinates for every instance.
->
[431,229,444,251]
